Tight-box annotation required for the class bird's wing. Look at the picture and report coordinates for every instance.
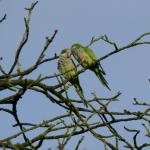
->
[84,47,97,60]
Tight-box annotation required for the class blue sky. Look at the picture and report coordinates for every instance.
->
[0,0,150,149]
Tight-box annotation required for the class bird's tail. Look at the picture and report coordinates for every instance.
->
[93,67,111,91]
[73,79,88,107]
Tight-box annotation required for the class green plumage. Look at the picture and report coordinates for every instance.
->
[71,43,110,90]
[58,49,88,107]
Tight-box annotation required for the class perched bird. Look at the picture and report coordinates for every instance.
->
[58,48,88,107]
[71,43,110,90]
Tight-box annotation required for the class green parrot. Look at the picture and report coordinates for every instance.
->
[71,43,111,90]
[58,48,88,107]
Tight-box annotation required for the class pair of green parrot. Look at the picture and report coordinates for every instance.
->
[58,43,110,107]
